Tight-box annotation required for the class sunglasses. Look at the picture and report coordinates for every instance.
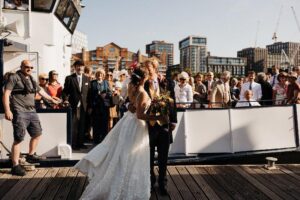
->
[53,73,58,75]
[40,78,48,81]
[24,66,34,70]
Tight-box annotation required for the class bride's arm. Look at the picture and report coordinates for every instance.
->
[136,92,165,121]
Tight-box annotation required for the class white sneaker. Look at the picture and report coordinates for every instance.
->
[16,5,28,11]
[4,2,16,9]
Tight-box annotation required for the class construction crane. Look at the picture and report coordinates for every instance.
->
[272,5,283,43]
[254,21,260,47]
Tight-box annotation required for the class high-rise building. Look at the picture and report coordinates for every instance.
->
[237,47,268,73]
[146,40,174,67]
[207,56,246,76]
[73,42,147,71]
[238,42,300,73]
[72,30,88,54]
[179,36,207,74]
[266,42,300,69]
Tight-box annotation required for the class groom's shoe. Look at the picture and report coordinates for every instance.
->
[159,186,169,196]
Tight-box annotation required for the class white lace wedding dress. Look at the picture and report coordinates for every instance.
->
[75,93,151,200]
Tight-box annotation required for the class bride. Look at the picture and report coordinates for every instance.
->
[75,67,167,200]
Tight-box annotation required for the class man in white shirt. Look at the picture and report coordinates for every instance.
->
[293,66,300,85]
[240,71,262,101]
[236,90,261,107]
[269,65,280,87]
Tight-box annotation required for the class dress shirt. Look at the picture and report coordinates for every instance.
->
[240,81,262,101]
[77,74,82,91]
[269,74,279,87]
[174,83,193,103]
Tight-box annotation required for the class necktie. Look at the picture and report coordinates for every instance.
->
[78,76,82,92]
[249,82,252,90]
[272,75,276,87]
[248,101,252,107]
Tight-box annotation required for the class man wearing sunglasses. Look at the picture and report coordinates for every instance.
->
[2,60,59,176]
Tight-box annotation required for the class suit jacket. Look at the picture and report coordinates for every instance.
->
[62,73,90,111]
[144,78,177,126]
[210,80,231,108]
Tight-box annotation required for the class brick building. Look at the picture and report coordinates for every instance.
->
[73,42,147,71]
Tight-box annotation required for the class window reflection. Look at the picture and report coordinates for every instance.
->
[55,0,80,33]
[32,0,56,12]
[3,0,29,11]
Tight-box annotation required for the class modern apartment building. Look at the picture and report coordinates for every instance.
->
[207,56,246,76]
[146,40,174,67]
[179,36,207,74]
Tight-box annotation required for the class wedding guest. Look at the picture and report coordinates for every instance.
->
[230,78,240,106]
[35,73,49,109]
[106,71,118,131]
[193,73,207,107]
[62,60,90,150]
[292,66,300,84]
[89,69,112,144]
[112,81,125,121]
[203,71,215,103]
[240,71,262,101]
[235,90,261,107]
[272,72,288,105]
[174,71,193,108]
[210,71,231,108]
[257,72,273,106]
[286,72,300,104]
[47,70,62,109]
[269,65,280,87]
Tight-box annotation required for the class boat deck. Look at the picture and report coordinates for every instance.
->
[0,164,300,199]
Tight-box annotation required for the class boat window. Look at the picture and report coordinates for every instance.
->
[31,0,56,12]
[55,0,80,33]
[3,0,29,11]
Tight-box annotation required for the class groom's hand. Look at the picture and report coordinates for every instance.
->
[128,103,136,113]
[170,123,176,131]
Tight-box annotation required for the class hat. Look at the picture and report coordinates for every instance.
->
[289,72,298,79]
[114,81,122,89]
[119,69,128,77]
[179,71,189,80]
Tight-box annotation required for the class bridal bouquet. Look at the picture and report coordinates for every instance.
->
[149,92,174,126]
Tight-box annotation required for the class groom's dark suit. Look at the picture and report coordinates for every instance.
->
[144,78,177,189]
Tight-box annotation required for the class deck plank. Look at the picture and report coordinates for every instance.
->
[186,166,221,200]
[204,166,245,200]
[260,167,300,198]
[27,168,60,200]
[54,168,79,200]
[233,166,282,200]
[40,168,70,200]
[221,166,270,200]
[66,171,88,200]
[14,168,49,200]
[168,166,195,200]
[195,167,232,200]
[2,170,37,200]
[1,164,300,200]
[166,168,184,200]
[176,166,208,200]
[246,167,295,200]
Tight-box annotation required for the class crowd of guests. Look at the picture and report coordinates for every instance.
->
[27,62,300,149]
[171,65,300,108]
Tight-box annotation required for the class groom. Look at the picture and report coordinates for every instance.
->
[144,59,177,195]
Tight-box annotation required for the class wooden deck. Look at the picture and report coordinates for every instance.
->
[1,165,300,200]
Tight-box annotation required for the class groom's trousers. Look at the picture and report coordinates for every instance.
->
[149,124,170,187]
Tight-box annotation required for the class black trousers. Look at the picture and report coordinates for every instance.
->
[72,106,86,148]
[149,124,170,187]
[92,106,109,144]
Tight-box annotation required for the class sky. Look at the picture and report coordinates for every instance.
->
[77,0,300,64]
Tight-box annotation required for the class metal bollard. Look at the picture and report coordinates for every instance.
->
[265,157,278,170]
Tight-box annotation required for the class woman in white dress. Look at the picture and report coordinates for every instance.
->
[75,67,167,200]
